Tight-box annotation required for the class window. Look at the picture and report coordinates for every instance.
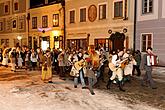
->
[18,16,25,30]
[0,22,3,31]
[67,39,88,50]
[6,17,12,31]
[80,8,86,22]
[95,39,111,51]
[53,14,59,27]
[142,0,153,14]
[5,5,9,13]
[14,2,19,11]
[13,20,16,28]
[42,15,48,28]
[54,36,63,49]
[141,34,152,52]
[18,19,24,30]
[1,39,9,47]
[32,17,37,29]
[70,10,75,23]
[45,0,48,4]
[99,4,106,20]
[114,1,123,18]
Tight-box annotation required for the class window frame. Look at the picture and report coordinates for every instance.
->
[142,0,153,14]
[13,1,19,12]
[42,15,48,28]
[12,19,17,29]
[99,3,107,20]
[79,7,87,22]
[32,17,37,29]
[53,14,59,27]
[4,4,9,14]
[18,17,24,30]
[69,9,75,23]
[140,33,153,52]
[114,1,123,18]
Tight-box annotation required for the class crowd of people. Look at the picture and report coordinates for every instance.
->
[0,46,158,95]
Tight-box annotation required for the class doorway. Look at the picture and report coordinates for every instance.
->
[110,32,125,51]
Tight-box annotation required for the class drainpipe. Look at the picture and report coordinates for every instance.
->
[61,0,66,49]
[133,0,137,51]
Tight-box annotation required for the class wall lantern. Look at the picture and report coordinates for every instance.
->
[17,36,22,40]
[123,28,127,33]
[108,29,112,34]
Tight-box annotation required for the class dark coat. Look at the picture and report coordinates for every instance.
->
[143,54,152,71]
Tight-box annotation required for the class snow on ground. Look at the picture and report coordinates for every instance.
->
[0,74,160,110]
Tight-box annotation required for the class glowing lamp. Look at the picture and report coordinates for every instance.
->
[17,36,22,40]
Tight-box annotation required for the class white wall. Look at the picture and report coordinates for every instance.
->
[162,0,165,18]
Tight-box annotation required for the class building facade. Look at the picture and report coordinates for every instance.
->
[136,0,165,65]
[65,0,135,51]
[0,0,28,48]
[28,0,64,50]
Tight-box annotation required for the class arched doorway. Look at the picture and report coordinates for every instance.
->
[109,32,125,51]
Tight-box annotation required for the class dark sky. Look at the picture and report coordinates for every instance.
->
[30,0,61,8]
[30,0,45,8]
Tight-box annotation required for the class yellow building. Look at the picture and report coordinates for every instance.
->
[0,0,28,48]
[28,2,64,50]
[65,0,135,51]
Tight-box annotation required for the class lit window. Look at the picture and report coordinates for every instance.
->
[53,14,59,27]
[13,20,16,28]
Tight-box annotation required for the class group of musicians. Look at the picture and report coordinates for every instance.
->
[69,46,158,95]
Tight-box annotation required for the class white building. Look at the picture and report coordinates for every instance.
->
[136,0,165,65]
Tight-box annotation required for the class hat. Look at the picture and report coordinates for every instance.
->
[46,49,50,53]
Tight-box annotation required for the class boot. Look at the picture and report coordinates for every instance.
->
[118,81,125,92]
[106,79,112,89]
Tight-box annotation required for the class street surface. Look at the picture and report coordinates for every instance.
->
[0,66,164,110]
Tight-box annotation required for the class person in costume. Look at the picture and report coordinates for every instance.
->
[85,52,97,95]
[2,48,9,67]
[141,47,157,89]
[107,50,125,91]
[41,50,53,83]
[9,47,17,72]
